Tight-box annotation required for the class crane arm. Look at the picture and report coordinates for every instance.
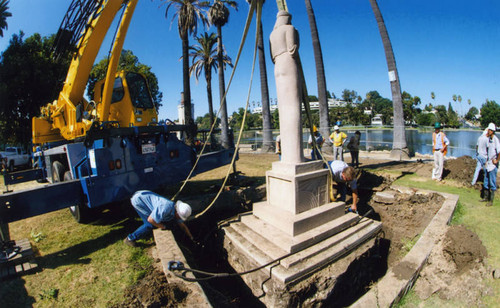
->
[33,0,139,143]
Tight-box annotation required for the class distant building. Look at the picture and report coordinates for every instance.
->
[250,98,349,114]
[371,114,383,126]
[176,92,195,124]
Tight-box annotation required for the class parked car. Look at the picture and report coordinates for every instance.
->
[0,147,31,172]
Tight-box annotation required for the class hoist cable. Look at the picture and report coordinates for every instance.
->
[170,1,258,206]
[192,1,262,219]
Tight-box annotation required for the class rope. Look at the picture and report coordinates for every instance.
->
[296,55,335,192]
[172,1,255,200]
[193,1,262,219]
[169,247,296,282]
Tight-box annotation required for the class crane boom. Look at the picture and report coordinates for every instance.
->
[33,0,140,144]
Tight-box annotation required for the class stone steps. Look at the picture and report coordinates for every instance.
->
[224,217,382,284]
[240,212,361,253]
[253,200,345,236]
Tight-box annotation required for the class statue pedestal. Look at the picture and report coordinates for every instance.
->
[223,160,382,285]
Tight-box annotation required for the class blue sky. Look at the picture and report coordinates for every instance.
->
[1,0,499,121]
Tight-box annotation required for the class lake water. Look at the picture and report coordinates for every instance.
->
[240,128,485,158]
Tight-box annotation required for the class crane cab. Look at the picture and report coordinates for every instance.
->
[93,71,157,128]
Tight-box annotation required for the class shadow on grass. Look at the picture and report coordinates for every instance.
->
[157,176,267,198]
[38,201,142,269]
[0,277,36,307]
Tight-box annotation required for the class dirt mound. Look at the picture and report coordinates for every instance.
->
[444,225,488,273]
[444,155,478,184]
[112,269,189,307]
[414,225,492,305]
[357,169,391,190]
[369,189,444,265]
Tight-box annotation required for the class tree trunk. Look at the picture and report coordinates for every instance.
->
[216,25,231,148]
[305,0,331,151]
[182,30,195,146]
[369,0,409,159]
[205,67,214,128]
[258,20,274,152]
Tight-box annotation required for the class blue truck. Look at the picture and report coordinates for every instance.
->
[0,0,236,231]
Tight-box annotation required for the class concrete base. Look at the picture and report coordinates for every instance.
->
[390,148,410,160]
[223,218,381,306]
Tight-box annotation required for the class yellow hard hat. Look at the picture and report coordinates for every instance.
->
[313,125,318,132]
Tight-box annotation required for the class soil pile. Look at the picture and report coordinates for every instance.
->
[414,225,492,305]
[444,225,488,273]
[444,155,478,184]
[112,269,189,307]
[369,189,443,265]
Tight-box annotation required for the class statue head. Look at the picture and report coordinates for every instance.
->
[274,10,291,29]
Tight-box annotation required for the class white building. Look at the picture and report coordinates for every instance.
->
[250,98,349,114]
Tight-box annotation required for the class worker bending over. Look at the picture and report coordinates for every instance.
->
[329,160,359,213]
[124,190,195,247]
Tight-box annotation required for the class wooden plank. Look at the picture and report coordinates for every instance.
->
[0,238,34,269]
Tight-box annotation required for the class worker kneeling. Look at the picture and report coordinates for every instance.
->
[329,161,359,214]
[124,190,195,247]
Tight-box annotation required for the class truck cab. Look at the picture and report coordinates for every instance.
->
[92,71,158,128]
[0,147,31,172]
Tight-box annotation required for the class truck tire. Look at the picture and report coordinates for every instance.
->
[64,171,93,224]
[52,161,65,182]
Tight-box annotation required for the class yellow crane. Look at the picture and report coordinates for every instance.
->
[32,0,156,144]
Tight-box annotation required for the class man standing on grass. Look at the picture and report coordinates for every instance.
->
[480,123,500,206]
[471,128,488,186]
[308,126,324,160]
[431,122,449,181]
[124,190,195,247]
[330,125,347,161]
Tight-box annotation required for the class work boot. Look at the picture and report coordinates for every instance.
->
[123,237,137,247]
[486,190,495,207]
[481,189,490,202]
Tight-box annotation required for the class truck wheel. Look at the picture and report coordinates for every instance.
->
[64,171,93,224]
[52,161,65,182]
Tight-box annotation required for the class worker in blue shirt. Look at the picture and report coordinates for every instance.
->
[329,160,359,213]
[124,190,195,247]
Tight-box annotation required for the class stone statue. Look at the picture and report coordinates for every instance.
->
[270,10,304,164]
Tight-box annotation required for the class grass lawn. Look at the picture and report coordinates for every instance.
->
[0,153,497,307]
[0,153,277,307]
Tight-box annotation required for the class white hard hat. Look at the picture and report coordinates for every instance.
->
[175,200,192,221]
[487,123,496,132]
[334,125,339,130]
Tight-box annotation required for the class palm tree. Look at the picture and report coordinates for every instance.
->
[0,0,12,37]
[189,32,233,130]
[164,0,209,146]
[189,32,218,127]
[457,94,462,118]
[369,0,408,159]
[304,0,331,150]
[208,0,237,149]
[246,0,273,152]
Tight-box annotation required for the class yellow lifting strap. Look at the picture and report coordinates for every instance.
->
[171,0,259,219]
[276,0,331,179]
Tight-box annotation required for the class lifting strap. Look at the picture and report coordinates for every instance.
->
[171,0,259,219]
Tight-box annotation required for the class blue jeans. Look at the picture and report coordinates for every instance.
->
[128,203,154,241]
[484,166,498,192]
[311,148,322,160]
[471,155,487,185]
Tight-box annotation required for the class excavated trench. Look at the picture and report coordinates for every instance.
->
[165,172,433,307]
[118,171,454,307]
